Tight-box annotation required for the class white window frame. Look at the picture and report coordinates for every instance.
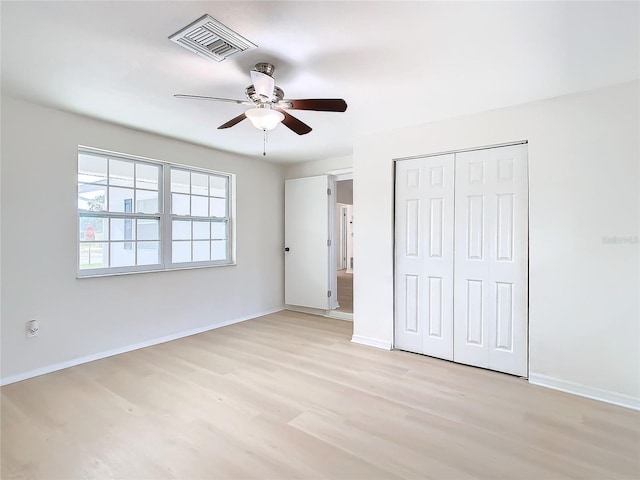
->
[77,146,235,277]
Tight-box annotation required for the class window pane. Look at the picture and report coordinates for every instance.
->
[211,221,227,240]
[79,217,109,241]
[172,241,191,263]
[193,241,210,262]
[136,163,159,190]
[171,169,190,194]
[109,218,136,241]
[78,154,107,184]
[172,193,190,215]
[192,196,208,217]
[210,175,227,198]
[191,173,209,196]
[109,187,135,213]
[109,159,134,187]
[78,184,106,211]
[136,190,159,214]
[138,219,159,241]
[111,242,136,267]
[172,220,191,240]
[211,240,227,261]
[210,197,226,217]
[137,241,160,265]
[79,242,108,269]
[193,221,209,240]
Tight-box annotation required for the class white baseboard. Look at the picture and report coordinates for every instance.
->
[351,335,392,350]
[0,307,285,387]
[285,305,353,322]
[285,304,328,316]
[325,311,353,322]
[529,373,639,411]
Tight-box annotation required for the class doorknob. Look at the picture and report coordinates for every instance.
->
[284,247,290,252]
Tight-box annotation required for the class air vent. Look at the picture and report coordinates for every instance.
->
[169,14,256,62]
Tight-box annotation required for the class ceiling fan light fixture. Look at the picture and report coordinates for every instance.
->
[245,107,284,131]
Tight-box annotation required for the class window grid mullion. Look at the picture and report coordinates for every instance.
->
[225,177,229,217]
[162,164,172,267]
[134,219,138,266]
[79,211,160,220]
[189,172,193,263]
[208,174,212,217]
[133,162,137,215]
[106,157,110,213]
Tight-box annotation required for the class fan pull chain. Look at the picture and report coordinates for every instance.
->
[263,129,267,156]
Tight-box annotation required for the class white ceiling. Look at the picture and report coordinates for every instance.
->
[1,1,638,164]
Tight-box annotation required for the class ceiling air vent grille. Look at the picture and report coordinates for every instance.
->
[169,14,256,62]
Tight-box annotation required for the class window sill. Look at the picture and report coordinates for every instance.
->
[76,261,237,279]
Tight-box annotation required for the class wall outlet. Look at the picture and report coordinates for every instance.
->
[26,319,39,338]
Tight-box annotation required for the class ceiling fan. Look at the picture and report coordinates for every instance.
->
[174,62,347,136]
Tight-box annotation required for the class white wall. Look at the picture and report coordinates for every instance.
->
[336,180,353,205]
[285,155,352,179]
[353,81,640,408]
[1,96,286,383]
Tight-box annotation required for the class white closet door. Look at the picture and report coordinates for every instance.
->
[453,144,528,376]
[395,155,455,359]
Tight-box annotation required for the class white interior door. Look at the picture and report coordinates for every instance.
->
[285,176,330,309]
[395,155,455,359]
[345,205,354,273]
[453,144,528,376]
[337,205,348,270]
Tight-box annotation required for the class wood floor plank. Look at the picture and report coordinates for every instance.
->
[336,270,353,313]
[2,311,639,479]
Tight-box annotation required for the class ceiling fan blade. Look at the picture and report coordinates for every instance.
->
[285,99,347,112]
[218,113,247,129]
[174,94,252,106]
[277,109,312,135]
[250,70,275,102]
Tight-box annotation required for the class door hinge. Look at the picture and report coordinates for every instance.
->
[328,290,332,298]
[327,188,331,195]
[327,239,331,247]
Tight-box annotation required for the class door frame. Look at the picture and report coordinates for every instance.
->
[327,168,353,321]
[392,141,530,376]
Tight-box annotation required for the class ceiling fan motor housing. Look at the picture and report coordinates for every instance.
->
[245,85,284,105]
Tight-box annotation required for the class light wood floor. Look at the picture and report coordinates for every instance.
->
[2,311,639,479]
[336,269,353,313]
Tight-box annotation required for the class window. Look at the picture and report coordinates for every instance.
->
[169,168,230,264]
[77,148,233,276]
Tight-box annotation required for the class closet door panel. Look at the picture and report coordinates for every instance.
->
[454,149,492,369]
[454,145,528,376]
[395,155,454,359]
[487,144,528,376]
[395,159,425,354]
[421,156,455,360]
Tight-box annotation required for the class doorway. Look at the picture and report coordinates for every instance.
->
[334,180,353,314]
[283,169,354,320]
